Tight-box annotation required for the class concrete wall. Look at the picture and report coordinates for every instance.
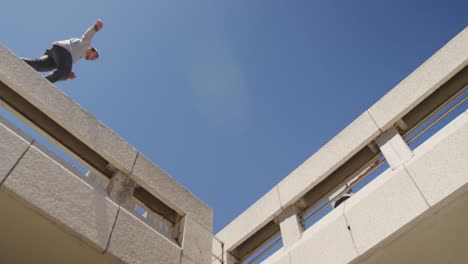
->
[0,110,212,264]
[259,109,468,264]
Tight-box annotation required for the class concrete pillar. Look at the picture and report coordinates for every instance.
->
[278,205,304,248]
[376,126,413,169]
[107,170,136,208]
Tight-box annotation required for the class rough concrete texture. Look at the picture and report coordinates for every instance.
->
[106,208,181,264]
[406,110,467,207]
[216,186,282,251]
[181,216,213,264]
[278,111,380,208]
[289,208,358,264]
[0,122,31,183]
[262,249,291,264]
[368,27,468,131]
[0,44,138,175]
[2,145,120,252]
[132,153,213,231]
[107,170,136,208]
[344,167,429,254]
[376,126,413,170]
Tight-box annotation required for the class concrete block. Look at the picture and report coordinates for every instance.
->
[262,249,291,264]
[216,186,282,251]
[368,27,468,131]
[376,126,413,169]
[406,110,468,207]
[2,145,120,251]
[107,170,136,208]
[344,168,429,254]
[278,111,380,208]
[181,216,212,264]
[0,122,31,183]
[131,153,213,231]
[278,206,303,248]
[289,208,358,264]
[0,44,138,174]
[106,208,181,264]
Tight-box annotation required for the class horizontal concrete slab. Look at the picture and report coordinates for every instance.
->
[131,153,213,231]
[106,208,181,264]
[1,145,120,252]
[0,44,138,175]
[216,186,282,251]
[368,27,468,131]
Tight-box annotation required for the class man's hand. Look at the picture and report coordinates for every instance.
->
[69,72,76,80]
[94,19,104,31]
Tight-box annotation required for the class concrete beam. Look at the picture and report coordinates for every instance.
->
[0,44,138,175]
[368,27,468,131]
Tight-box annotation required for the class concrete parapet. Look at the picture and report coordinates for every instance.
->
[289,208,358,264]
[406,110,468,207]
[1,144,120,252]
[105,207,181,264]
[0,121,32,183]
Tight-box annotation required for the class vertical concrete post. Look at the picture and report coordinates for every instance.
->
[107,170,136,208]
[376,126,413,169]
[278,205,304,248]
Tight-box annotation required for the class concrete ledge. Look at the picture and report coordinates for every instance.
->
[106,208,181,264]
[278,111,380,208]
[131,153,213,231]
[368,27,468,131]
[0,121,31,183]
[0,44,138,175]
[216,186,282,251]
[1,145,120,252]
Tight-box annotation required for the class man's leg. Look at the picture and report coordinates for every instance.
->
[45,46,72,83]
[23,54,56,72]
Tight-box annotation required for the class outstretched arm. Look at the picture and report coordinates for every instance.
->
[82,19,104,43]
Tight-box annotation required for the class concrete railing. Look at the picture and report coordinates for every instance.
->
[215,27,468,263]
[0,44,213,264]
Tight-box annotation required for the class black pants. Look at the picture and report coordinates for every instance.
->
[23,45,72,83]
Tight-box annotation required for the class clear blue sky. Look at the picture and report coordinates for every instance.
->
[1,0,467,232]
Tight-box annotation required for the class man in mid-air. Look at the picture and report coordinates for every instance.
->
[23,19,103,83]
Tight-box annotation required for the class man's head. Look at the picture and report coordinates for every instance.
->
[85,47,99,61]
